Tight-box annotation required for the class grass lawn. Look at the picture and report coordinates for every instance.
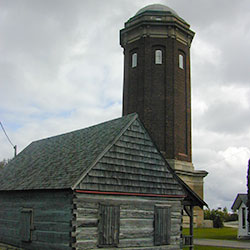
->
[183,246,244,250]
[183,227,238,241]
[182,227,250,249]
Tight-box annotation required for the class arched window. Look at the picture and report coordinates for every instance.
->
[132,53,137,68]
[179,54,184,69]
[155,50,162,64]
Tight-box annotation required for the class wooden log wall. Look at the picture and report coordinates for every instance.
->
[0,190,73,250]
[73,192,183,250]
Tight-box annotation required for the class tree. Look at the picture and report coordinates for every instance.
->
[0,159,9,170]
[204,207,237,228]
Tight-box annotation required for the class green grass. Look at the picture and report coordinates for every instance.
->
[183,246,244,250]
[183,227,238,241]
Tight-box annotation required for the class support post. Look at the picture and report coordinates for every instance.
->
[189,206,193,250]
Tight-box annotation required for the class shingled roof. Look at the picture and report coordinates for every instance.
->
[231,193,248,210]
[0,113,136,190]
[0,113,207,207]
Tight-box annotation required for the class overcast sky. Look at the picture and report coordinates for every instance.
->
[1,0,250,210]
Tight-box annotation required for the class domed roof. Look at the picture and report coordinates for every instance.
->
[136,4,178,16]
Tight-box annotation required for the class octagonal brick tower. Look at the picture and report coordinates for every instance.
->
[120,4,208,227]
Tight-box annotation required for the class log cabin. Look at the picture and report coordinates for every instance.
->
[0,113,205,249]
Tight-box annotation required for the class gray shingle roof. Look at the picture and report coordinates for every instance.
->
[231,193,248,210]
[0,113,136,190]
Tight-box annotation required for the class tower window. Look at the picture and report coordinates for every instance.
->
[132,53,137,68]
[155,50,162,64]
[179,54,184,69]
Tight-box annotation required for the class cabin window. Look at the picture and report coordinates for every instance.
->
[242,207,246,229]
[155,50,162,64]
[179,54,184,69]
[20,209,33,242]
[98,204,120,247]
[132,53,137,68]
[154,206,171,245]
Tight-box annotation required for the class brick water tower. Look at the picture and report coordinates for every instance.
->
[120,4,208,227]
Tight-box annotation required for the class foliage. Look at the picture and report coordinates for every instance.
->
[204,207,238,228]
[0,159,10,170]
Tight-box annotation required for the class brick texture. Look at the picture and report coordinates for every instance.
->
[122,36,192,162]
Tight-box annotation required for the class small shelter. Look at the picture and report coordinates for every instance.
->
[232,194,250,239]
[0,113,205,249]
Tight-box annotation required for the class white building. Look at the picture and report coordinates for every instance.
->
[231,194,250,239]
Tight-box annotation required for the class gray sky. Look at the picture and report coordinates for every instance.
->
[1,0,250,210]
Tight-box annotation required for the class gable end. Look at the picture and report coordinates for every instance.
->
[77,119,184,196]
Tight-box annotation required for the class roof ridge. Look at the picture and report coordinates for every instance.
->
[31,113,138,144]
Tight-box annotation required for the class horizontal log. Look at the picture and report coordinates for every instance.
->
[119,237,153,248]
[73,208,98,218]
[76,227,98,241]
[0,227,19,238]
[33,231,70,244]
[34,221,71,233]
[120,227,153,239]
[120,209,154,219]
[120,218,152,228]
[76,240,96,250]
[34,210,71,223]
[21,240,71,250]
[76,218,98,227]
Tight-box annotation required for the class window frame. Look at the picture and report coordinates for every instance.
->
[98,203,120,247]
[155,49,162,64]
[154,205,171,246]
[179,54,184,69]
[131,53,137,68]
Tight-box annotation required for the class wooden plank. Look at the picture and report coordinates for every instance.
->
[108,145,162,160]
[0,219,19,229]
[119,238,153,248]
[120,209,153,219]
[119,135,153,146]
[20,210,32,242]
[76,227,97,241]
[74,193,182,206]
[0,227,20,238]
[34,210,71,223]
[120,218,152,228]
[76,218,98,227]
[99,157,165,171]
[32,231,70,244]
[73,207,98,218]
[115,140,158,154]
[35,221,71,233]
[82,175,173,189]
[20,241,71,250]
[76,240,96,250]
[94,162,172,178]
[87,169,171,184]
[154,206,171,246]
[98,204,119,247]
[103,151,164,165]
[120,227,153,239]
